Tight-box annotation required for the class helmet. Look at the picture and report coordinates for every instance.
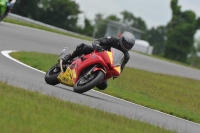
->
[119,31,135,51]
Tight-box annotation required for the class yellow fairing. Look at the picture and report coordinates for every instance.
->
[57,67,76,87]
[114,66,121,74]
[107,51,113,64]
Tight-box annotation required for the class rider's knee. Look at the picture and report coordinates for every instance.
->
[96,81,108,90]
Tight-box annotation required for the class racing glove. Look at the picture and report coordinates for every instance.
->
[59,54,72,64]
[95,45,104,52]
[92,40,104,52]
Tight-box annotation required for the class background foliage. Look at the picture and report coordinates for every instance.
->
[164,0,200,63]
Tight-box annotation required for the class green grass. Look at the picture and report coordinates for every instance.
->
[0,81,176,133]
[10,51,200,124]
[107,67,200,122]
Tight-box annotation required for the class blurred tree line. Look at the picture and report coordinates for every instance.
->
[164,0,200,63]
[12,0,200,67]
[12,0,81,32]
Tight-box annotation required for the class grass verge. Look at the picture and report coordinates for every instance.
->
[0,81,176,133]
[10,51,200,124]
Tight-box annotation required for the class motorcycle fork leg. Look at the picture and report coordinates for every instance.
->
[85,65,97,77]
[59,59,64,73]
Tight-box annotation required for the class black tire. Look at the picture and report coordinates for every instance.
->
[73,71,105,93]
[45,63,60,85]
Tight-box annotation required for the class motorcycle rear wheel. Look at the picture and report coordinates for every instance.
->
[45,63,60,85]
[73,71,105,93]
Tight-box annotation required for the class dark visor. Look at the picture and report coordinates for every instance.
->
[122,38,132,49]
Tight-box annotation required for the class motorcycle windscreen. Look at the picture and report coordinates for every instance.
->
[112,48,124,67]
[111,48,124,75]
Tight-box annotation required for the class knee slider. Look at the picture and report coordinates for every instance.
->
[96,82,107,90]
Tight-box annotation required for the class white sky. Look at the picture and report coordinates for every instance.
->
[73,0,200,39]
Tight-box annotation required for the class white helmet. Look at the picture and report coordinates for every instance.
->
[119,31,135,51]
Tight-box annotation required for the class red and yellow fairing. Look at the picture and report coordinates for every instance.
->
[106,51,121,77]
[57,67,76,87]
[57,49,122,87]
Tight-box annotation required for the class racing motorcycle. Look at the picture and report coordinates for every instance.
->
[45,47,124,93]
[0,0,7,22]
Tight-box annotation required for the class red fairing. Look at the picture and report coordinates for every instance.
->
[69,50,120,83]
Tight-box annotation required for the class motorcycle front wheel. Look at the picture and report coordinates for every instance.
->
[45,63,61,85]
[73,71,105,93]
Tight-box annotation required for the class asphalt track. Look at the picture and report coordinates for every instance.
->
[1,22,200,133]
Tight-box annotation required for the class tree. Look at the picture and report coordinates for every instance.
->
[121,11,135,26]
[164,0,200,63]
[81,17,94,37]
[13,0,81,32]
[12,0,41,19]
[38,0,81,31]
[121,11,147,31]
[93,13,105,38]
[189,37,200,66]
[145,26,166,55]
[106,15,120,22]
[93,14,121,38]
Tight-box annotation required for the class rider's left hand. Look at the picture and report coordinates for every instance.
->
[96,46,104,52]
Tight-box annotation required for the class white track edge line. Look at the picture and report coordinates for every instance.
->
[1,50,45,74]
[1,50,200,126]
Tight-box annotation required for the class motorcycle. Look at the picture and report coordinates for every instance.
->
[45,47,124,93]
[0,0,7,21]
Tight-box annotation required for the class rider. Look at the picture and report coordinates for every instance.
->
[0,0,16,21]
[61,31,135,90]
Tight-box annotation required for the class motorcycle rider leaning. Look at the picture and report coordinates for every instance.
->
[60,31,135,90]
[0,0,16,21]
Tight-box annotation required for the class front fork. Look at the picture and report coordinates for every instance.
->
[59,59,64,73]
[83,65,97,78]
